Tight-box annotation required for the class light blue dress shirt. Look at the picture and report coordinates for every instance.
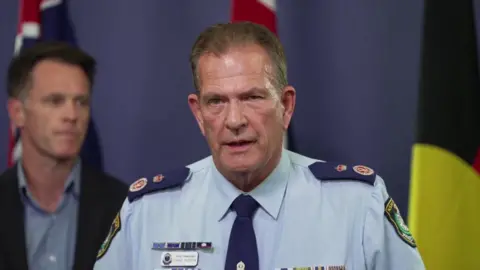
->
[94,149,424,269]
[18,160,81,270]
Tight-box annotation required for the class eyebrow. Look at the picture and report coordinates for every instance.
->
[41,92,90,100]
[201,87,269,100]
[241,87,269,96]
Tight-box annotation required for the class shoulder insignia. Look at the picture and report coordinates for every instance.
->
[308,162,376,186]
[96,211,121,260]
[384,197,417,248]
[129,177,147,192]
[127,167,190,203]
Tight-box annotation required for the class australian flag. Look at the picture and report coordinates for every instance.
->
[8,0,103,169]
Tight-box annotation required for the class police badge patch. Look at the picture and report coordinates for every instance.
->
[96,212,121,260]
[384,197,416,248]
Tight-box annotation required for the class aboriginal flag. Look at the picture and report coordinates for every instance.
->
[407,0,480,268]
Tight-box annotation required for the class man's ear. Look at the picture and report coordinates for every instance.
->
[187,93,205,136]
[280,85,296,130]
[7,98,26,128]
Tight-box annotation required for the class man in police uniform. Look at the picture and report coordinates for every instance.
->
[93,22,425,270]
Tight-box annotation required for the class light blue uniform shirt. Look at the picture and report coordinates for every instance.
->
[18,160,81,270]
[94,150,424,269]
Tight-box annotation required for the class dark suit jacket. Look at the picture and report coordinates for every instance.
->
[0,164,128,270]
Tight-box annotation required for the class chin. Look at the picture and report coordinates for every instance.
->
[223,160,258,173]
[55,153,78,160]
[53,148,80,160]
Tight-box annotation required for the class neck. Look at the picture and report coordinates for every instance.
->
[227,170,270,192]
[21,142,76,213]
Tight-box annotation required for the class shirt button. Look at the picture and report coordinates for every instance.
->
[49,255,56,263]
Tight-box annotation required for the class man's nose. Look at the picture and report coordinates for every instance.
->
[62,100,80,122]
[225,100,247,131]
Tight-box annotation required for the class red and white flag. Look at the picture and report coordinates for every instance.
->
[8,0,43,167]
[231,0,277,34]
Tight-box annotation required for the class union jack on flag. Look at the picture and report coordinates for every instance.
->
[8,0,103,169]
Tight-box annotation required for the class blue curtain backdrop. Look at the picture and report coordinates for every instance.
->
[0,0,444,218]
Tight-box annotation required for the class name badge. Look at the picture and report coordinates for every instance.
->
[160,251,199,267]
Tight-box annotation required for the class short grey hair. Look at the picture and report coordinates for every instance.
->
[189,21,288,93]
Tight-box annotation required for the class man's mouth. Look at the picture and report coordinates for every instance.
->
[225,140,255,147]
[224,140,257,151]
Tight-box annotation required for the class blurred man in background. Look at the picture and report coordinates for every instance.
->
[0,41,127,270]
[94,22,424,269]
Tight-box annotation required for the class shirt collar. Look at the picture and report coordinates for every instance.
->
[212,148,291,221]
[17,158,82,199]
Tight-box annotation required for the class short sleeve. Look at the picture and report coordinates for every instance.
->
[93,198,133,270]
[363,175,425,270]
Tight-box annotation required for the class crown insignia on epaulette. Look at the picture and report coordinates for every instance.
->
[153,174,164,183]
[335,164,347,172]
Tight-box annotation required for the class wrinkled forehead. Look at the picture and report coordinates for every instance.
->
[197,46,276,95]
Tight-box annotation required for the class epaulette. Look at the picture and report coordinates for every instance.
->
[308,162,376,186]
[127,167,190,203]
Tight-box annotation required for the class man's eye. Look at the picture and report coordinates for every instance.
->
[77,98,90,106]
[49,96,64,105]
[208,98,223,105]
[245,95,263,101]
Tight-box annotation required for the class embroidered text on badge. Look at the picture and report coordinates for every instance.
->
[160,251,199,267]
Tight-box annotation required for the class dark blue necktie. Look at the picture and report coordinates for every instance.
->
[225,194,260,270]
